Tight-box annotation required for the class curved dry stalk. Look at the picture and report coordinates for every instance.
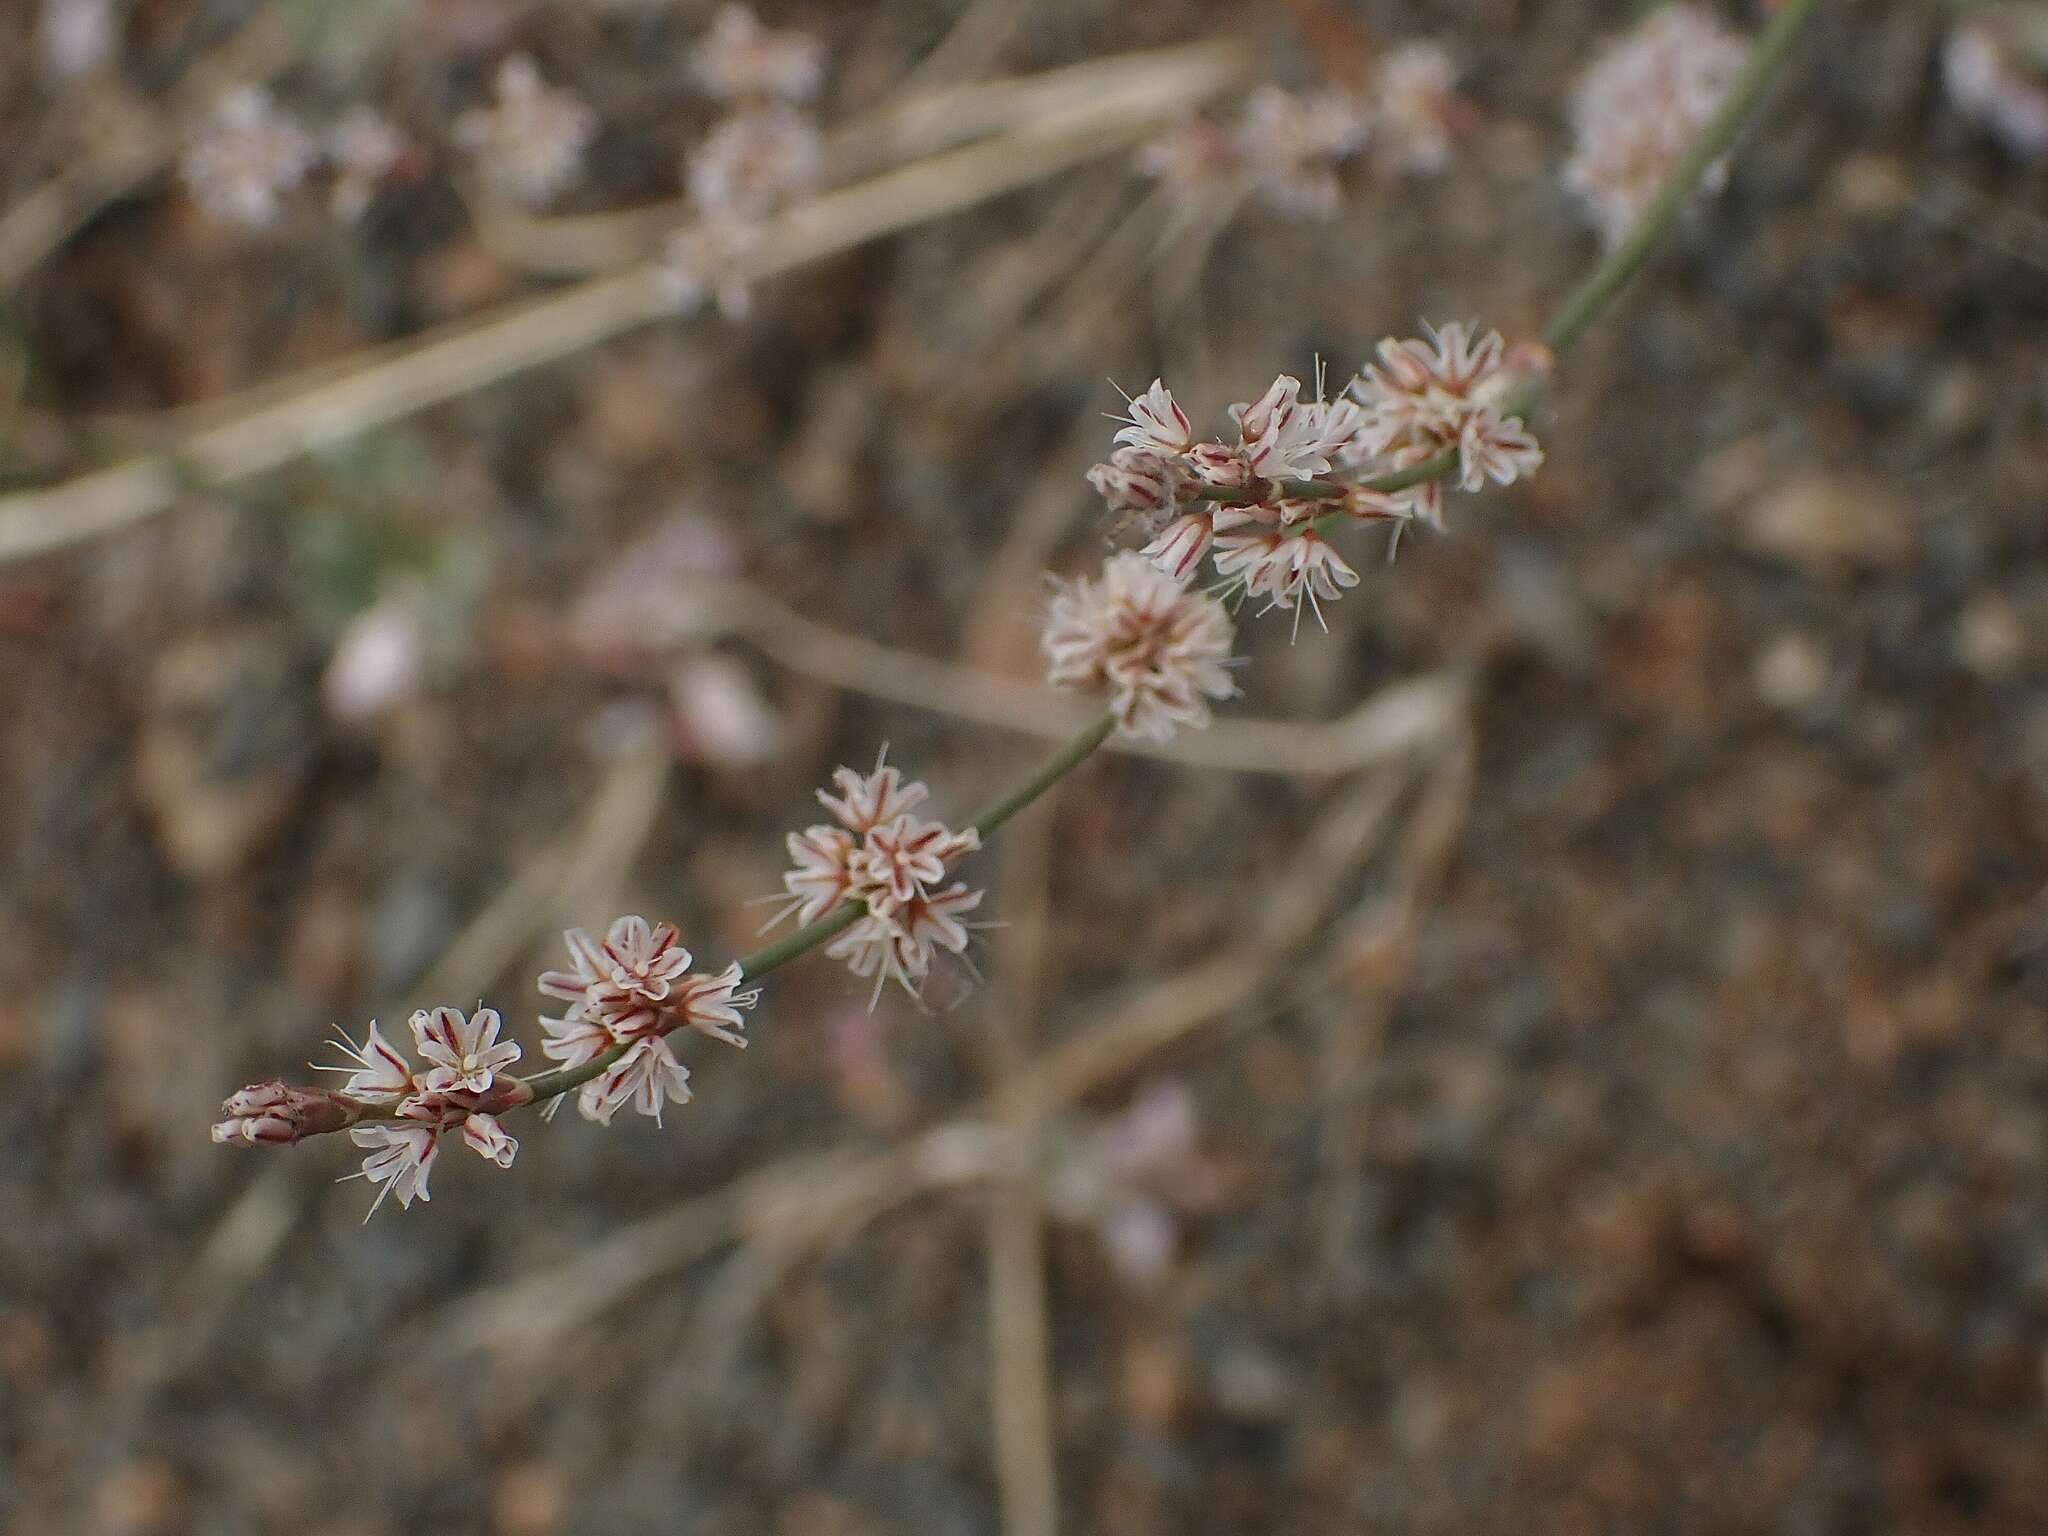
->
[0,11,301,292]
[0,42,1247,569]
[465,41,1248,277]
[682,580,1469,775]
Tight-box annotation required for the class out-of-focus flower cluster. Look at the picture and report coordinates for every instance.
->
[1561,4,1750,249]
[455,54,597,206]
[1085,327,1547,621]
[663,5,829,318]
[772,755,984,1005]
[565,509,785,769]
[1136,42,1470,216]
[174,3,829,315]
[1045,1080,1228,1289]
[180,85,413,228]
[1944,9,2048,162]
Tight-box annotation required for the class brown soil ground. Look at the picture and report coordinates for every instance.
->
[4,2,2046,1533]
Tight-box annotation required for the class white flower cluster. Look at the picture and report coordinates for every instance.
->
[1086,327,1546,623]
[176,5,826,267]
[539,917,757,1126]
[771,754,984,1005]
[455,54,598,207]
[1043,553,1237,742]
[216,1008,524,1217]
[1136,42,1470,215]
[1562,5,1750,248]
[663,5,829,319]
[180,86,410,229]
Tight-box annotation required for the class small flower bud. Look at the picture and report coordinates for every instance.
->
[212,1081,356,1146]
[1087,447,1180,528]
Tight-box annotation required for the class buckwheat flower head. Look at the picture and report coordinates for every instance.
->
[538,918,756,1124]
[455,55,596,206]
[1563,5,1749,248]
[693,4,825,104]
[410,1004,521,1095]
[1371,42,1466,177]
[1236,86,1368,218]
[773,752,984,1004]
[1347,322,1545,515]
[461,1112,519,1168]
[825,885,983,1003]
[326,105,408,221]
[180,86,316,228]
[1043,552,1237,742]
[539,916,750,1042]
[1230,372,1354,482]
[685,103,822,222]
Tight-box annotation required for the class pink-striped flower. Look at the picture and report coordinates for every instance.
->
[1112,379,1196,456]
[410,1005,522,1096]
[460,1112,519,1168]
[323,1019,417,1103]
[1087,447,1184,535]
[539,917,697,1037]
[1211,521,1360,630]
[576,1037,694,1127]
[825,884,983,999]
[1043,552,1237,742]
[347,1122,440,1218]
[1141,511,1214,585]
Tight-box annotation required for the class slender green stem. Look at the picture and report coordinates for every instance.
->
[1189,478,1346,507]
[968,709,1117,839]
[509,1039,633,1109]
[1542,0,1822,355]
